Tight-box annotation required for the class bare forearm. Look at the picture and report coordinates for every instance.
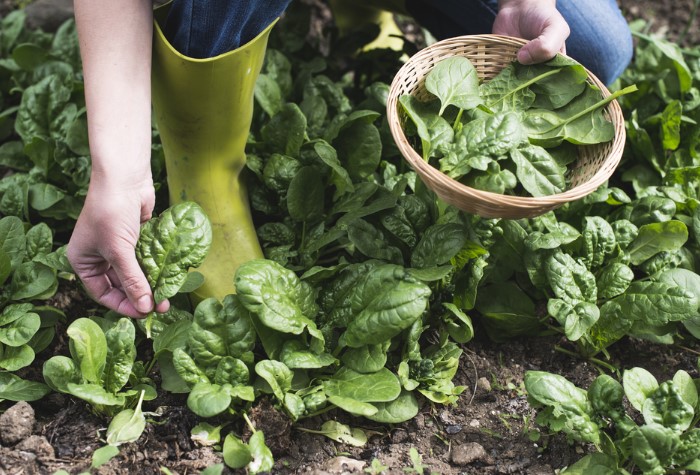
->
[69,1,165,317]
[74,0,153,187]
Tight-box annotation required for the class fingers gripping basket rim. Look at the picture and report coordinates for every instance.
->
[386,34,626,219]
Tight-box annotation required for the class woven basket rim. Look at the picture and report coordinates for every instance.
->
[386,34,627,216]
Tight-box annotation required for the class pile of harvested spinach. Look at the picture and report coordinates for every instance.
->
[400,56,637,196]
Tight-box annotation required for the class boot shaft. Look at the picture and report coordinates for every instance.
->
[152,13,274,171]
[151,9,272,301]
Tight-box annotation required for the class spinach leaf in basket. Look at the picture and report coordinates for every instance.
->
[399,95,454,160]
[523,84,638,147]
[511,143,567,196]
[438,111,526,179]
[515,55,589,109]
[424,57,481,115]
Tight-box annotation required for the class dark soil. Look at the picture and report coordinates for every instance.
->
[1,1,699,475]
[4,285,700,475]
[620,0,700,46]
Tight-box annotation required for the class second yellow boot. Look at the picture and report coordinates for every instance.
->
[328,0,407,52]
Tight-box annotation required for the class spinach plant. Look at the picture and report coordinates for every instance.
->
[0,215,66,398]
[0,12,88,224]
[468,198,699,359]
[525,366,700,474]
[222,416,274,475]
[42,314,154,449]
[42,316,156,416]
[165,295,257,418]
[135,201,212,336]
[0,215,66,308]
[135,201,212,304]
[39,317,152,452]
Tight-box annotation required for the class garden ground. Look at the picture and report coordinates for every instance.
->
[3,289,699,474]
[0,0,699,474]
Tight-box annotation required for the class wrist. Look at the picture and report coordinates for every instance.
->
[89,166,154,195]
[89,146,153,183]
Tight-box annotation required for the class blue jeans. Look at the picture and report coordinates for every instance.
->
[161,0,292,59]
[163,0,632,84]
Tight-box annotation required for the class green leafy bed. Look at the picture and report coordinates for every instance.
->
[2,4,700,473]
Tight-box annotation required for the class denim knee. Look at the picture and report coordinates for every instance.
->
[559,0,633,85]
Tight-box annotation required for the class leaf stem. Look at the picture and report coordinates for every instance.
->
[675,344,700,356]
[587,356,620,376]
[453,108,464,131]
[537,85,638,135]
[144,312,155,339]
[0,106,19,119]
[681,48,700,57]
[243,412,256,433]
[487,67,563,109]
[630,30,657,43]
[300,221,307,250]
[553,344,579,359]
[295,426,325,434]
[553,345,619,375]
[298,405,336,420]
[632,29,700,57]
[315,256,341,266]
[319,244,348,257]
[145,357,157,376]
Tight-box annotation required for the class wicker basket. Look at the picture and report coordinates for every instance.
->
[386,35,626,219]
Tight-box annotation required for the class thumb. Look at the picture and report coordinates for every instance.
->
[517,22,569,64]
[111,252,155,314]
[517,37,557,65]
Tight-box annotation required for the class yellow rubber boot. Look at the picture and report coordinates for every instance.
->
[328,0,406,52]
[151,12,273,302]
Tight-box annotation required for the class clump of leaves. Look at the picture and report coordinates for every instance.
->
[471,202,699,358]
[135,201,212,304]
[525,365,700,474]
[0,11,169,227]
[0,215,67,399]
[365,458,390,475]
[134,201,211,337]
[400,56,636,196]
[222,414,274,474]
[42,317,157,417]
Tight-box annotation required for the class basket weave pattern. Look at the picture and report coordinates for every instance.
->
[387,35,626,219]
